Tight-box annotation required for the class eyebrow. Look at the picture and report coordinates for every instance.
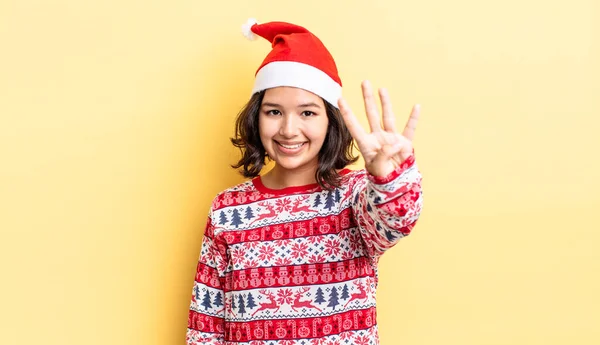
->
[261,102,322,109]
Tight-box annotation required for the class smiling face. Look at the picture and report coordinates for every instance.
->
[258,87,329,176]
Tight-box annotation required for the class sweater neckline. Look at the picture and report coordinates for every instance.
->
[252,168,352,195]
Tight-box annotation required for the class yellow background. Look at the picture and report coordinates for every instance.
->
[1,0,599,344]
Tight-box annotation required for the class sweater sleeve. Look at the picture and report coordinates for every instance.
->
[186,207,228,344]
[351,153,423,258]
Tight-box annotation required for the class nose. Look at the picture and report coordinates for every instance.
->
[279,113,299,138]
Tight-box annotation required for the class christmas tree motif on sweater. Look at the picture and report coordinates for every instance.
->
[218,211,228,225]
[315,287,326,304]
[200,290,212,310]
[244,206,254,220]
[327,287,340,310]
[237,295,246,316]
[324,191,336,210]
[246,292,257,310]
[334,189,342,203]
[193,285,200,301]
[341,284,350,300]
[230,209,243,228]
[313,194,322,208]
[213,291,223,309]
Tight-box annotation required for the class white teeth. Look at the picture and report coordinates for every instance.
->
[279,143,304,149]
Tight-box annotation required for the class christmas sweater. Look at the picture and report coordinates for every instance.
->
[187,155,423,345]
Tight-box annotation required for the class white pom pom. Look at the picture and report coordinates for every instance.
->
[242,18,258,41]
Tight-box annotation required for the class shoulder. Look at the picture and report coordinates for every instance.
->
[209,179,261,212]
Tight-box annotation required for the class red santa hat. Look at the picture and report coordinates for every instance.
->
[241,18,342,108]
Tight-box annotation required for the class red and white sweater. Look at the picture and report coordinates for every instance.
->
[187,155,423,345]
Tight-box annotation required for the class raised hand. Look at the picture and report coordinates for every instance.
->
[338,80,420,177]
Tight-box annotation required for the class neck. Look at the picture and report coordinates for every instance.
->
[262,163,319,189]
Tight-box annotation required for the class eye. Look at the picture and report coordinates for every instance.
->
[301,111,315,117]
[266,109,281,116]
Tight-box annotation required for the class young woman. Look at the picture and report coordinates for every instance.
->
[187,19,423,345]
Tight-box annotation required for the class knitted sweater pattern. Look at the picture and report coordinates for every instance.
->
[187,155,422,345]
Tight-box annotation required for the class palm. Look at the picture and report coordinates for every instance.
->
[338,81,420,177]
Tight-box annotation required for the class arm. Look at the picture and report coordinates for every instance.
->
[352,153,423,258]
[187,208,228,345]
[338,81,423,258]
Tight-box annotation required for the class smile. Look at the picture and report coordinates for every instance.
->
[274,141,308,154]
[278,142,305,149]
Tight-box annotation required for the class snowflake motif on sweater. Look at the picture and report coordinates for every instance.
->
[187,155,423,345]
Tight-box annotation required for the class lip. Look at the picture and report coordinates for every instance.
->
[276,140,306,145]
[274,140,307,155]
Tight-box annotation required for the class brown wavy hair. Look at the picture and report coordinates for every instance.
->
[231,90,358,190]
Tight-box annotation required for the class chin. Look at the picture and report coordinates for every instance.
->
[274,156,318,172]
[276,160,308,171]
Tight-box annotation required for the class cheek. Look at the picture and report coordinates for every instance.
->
[307,120,329,144]
[258,117,274,144]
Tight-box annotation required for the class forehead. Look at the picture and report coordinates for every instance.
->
[262,87,324,107]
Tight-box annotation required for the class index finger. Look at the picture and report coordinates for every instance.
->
[402,104,421,141]
[338,97,368,142]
